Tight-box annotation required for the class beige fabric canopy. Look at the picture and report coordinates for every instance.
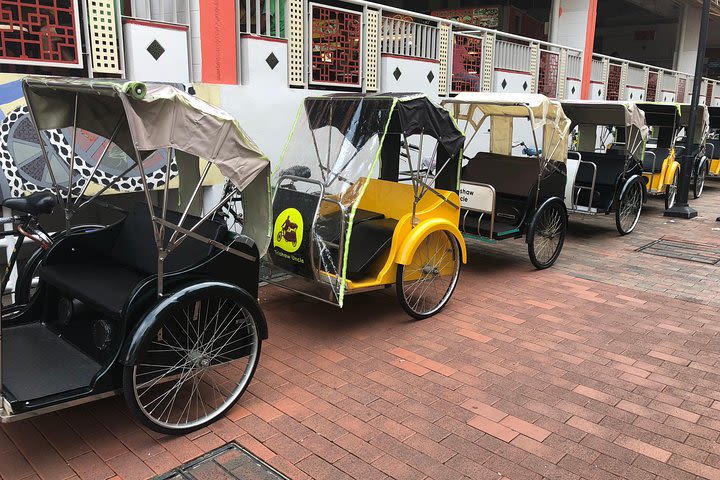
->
[22,77,271,254]
[23,78,269,192]
[443,93,571,162]
[677,103,710,144]
[561,100,649,159]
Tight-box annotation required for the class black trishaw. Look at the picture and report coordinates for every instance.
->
[442,93,570,269]
[264,93,467,319]
[0,78,270,435]
[561,101,648,235]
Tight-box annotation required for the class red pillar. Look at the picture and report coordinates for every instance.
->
[200,0,237,84]
[580,0,598,100]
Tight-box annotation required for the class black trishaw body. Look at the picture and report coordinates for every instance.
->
[0,78,271,435]
[442,93,570,269]
[561,101,648,235]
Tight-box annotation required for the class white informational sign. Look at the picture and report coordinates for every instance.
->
[459,182,494,213]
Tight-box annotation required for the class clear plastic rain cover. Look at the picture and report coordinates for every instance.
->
[265,95,395,306]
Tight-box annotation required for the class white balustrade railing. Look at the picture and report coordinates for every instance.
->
[626,65,645,88]
[567,53,582,80]
[494,40,532,73]
[239,0,286,38]
[590,59,604,83]
[130,0,191,24]
[381,17,439,60]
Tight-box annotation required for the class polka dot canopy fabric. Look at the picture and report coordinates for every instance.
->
[0,106,178,197]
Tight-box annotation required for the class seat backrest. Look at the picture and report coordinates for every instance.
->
[110,203,227,275]
[462,152,540,198]
[576,152,627,187]
[643,147,670,171]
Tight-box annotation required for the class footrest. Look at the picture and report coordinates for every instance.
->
[345,218,398,280]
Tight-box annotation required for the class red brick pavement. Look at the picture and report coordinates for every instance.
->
[3,185,720,480]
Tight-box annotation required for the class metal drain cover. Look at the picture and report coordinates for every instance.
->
[156,443,288,480]
[637,238,720,265]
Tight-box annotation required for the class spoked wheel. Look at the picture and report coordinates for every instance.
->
[694,162,707,199]
[664,170,679,210]
[527,200,567,270]
[615,180,643,235]
[123,283,262,435]
[396,230,461,320]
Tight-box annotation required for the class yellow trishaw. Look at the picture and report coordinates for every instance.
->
[263,93,466,319]
[636,103,683,209]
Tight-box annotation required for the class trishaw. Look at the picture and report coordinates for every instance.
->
[264,93,466,320]
[0,78,271,435]
[561,101,648,235]
[635,102,683,209]
[707,106,720,178]
[442,93,570,270]
[671,103,710,198]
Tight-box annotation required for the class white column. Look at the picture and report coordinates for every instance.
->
[675,4,702,74]
[549,0,592,51]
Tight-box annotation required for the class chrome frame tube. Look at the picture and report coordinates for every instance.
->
[167,161,212,247]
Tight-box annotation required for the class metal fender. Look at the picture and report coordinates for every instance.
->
[620,174,645,203]
[121,281,268,365]
[395,219,467,266]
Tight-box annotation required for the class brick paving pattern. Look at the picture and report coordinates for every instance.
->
[3,185,720,479]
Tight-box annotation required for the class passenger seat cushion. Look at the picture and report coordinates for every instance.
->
[40,261,145,318]
[316,208,385,245]
[345,218,398,280]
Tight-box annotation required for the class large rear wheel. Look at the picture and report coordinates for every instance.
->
[528,200,567,270]
[664,170,679,210]
[615,180,643,235]
[123,284,261,435]
[396,230,460,320]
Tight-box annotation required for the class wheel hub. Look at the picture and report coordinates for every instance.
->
[422,265,439,276]
[188,349,210,368]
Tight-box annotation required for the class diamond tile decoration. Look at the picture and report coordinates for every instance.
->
[630,93,634,99]
[522,81,528,91]
[501,79,507,90]
[427,71,435,83]
[393,67,402,81]
[598,89,602,97]
[266,52,279,70]
[640,93,643,99]
[571,86,576,95]
[147,40,165,61]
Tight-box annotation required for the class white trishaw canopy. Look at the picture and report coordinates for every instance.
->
[443,93,571,162]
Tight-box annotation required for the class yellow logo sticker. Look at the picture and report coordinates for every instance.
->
[273,208,304,253]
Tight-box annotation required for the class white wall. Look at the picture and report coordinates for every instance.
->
[590,81,605,100]
[625,86,646,102]
[240,36,288,88]
[380,55,440,100]
[675,4,701,73]
[549,0,591,51]
[123,20,190,83]
[565,78,582,99]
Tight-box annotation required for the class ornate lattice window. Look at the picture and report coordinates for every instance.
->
[677,77,687,102]
[606,63,622,101]
[707,82,714,105]
[646,71,658,102]
[451,34,481,92]
[538,50,559,98]
[0,0,82,67]
[310,3,361,87]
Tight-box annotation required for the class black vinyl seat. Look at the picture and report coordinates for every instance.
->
[3,191,57,216]
[574,152,627,210]
[345,218,398,280]
[40,203,227,319]
[316,208,385,244]
[643,148,670,173]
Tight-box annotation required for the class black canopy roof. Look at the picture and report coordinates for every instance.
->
[303,93,465,160]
